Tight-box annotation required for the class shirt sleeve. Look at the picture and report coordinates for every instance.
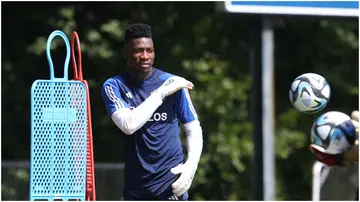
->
[101,80,130,116]
[175,88,198,124]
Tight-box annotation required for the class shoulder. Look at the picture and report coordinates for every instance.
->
[102,74,126,88]
[154,67,178,82]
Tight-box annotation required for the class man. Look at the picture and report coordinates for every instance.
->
[310,110,359,200]
[101,23,203,201]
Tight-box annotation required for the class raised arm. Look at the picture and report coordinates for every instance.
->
[101,76,193,135]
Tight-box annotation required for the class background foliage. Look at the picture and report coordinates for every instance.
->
[2,2,358,200]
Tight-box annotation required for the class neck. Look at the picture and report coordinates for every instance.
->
[127,67,154,81]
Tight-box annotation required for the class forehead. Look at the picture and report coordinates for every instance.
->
[129,38,153,48]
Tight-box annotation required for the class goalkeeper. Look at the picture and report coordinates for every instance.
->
[309,110,359,200]
[101,23,203,201]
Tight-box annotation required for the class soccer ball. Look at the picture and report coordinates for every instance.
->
[289,73,331,114]
[311,111,356,154]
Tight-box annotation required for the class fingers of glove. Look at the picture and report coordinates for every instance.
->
[173,186,189,198]
[172,178,191,197]
[162,76,193,93]
[171,163,195,196]
[173,78,193,91]
[309,144,326,153]
[171,174,186,190]
[309,144,328,161]
[351,110,359,122]
[174,77,193,89]
[173,76,193,88]
[309,144,338,166]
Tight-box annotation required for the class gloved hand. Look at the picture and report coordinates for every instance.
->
[155,76,193,99]
[170,162,198,197]
[309,144,345,166]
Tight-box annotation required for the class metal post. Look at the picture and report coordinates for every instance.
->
[261,16,275,201]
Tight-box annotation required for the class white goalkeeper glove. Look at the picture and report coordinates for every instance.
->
[170,119,203,197]
[155,76,193,99]
[170,161,197,197]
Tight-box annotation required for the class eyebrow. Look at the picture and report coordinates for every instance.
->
[132,46,154,49]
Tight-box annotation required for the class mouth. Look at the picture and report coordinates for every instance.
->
[139,63,152,68]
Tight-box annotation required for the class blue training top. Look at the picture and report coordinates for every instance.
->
[101,67,198,198]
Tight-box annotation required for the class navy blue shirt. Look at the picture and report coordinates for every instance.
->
[101,68,197,198]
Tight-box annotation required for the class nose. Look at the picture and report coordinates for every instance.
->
[140,51,150,60]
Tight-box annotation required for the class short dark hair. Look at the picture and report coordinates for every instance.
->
[124,23,152,42]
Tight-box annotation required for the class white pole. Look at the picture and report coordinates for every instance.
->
[262,16,275,201]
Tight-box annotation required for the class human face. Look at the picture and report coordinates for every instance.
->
[124,38,155,79]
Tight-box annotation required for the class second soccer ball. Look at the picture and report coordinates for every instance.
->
[289,73,331,114]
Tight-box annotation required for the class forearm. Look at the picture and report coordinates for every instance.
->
[111,91,163,135]
[183,120,203,166]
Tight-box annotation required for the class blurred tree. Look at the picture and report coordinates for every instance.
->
[1,2,358,200]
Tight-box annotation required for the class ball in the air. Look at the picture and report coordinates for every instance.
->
[311,111,356,154]
[289,73,331,114]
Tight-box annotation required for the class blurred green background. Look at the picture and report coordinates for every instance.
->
[1,1,358,201]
